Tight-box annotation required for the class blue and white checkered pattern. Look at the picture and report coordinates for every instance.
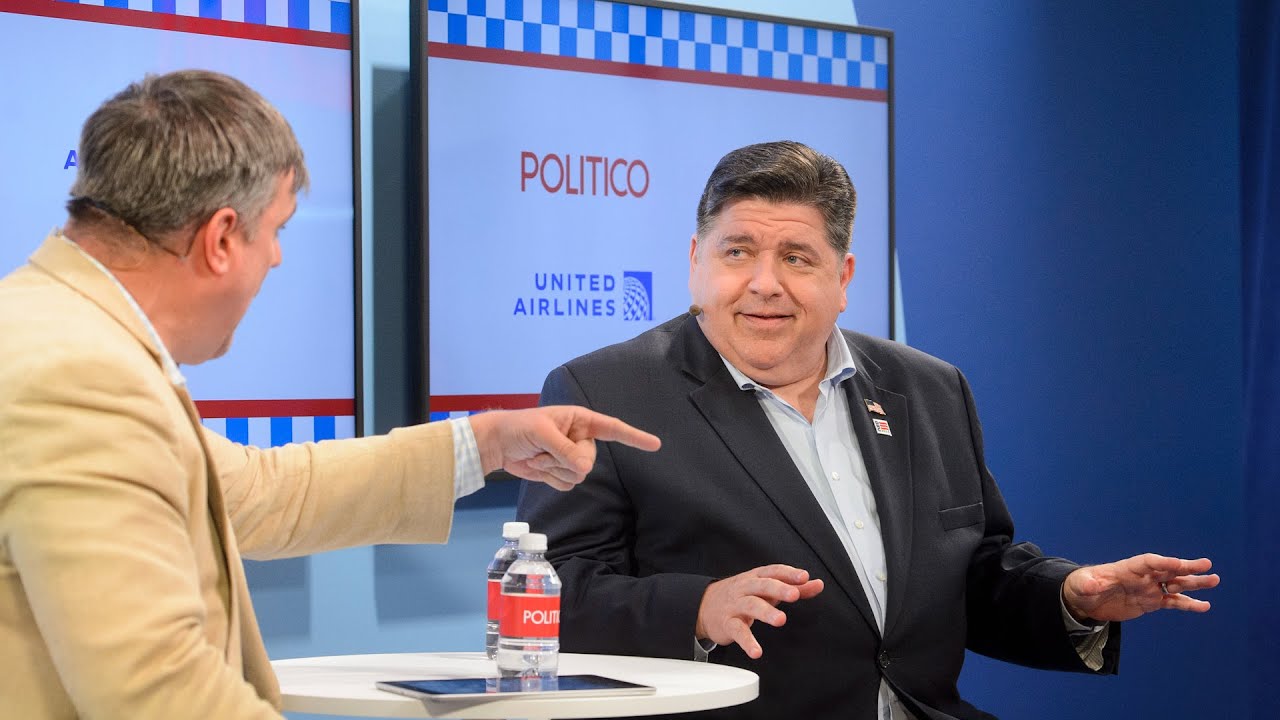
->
[429,409,477,422]
[426,0,888,91]
[202,415,356,447]
[56,0,352,34]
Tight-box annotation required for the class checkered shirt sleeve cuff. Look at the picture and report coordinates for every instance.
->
[451,417,486,500]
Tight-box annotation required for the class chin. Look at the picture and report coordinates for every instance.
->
[206,336,234,362]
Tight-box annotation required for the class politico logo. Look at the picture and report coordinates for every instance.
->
[520,151,649,198]
[523,608,560,625]
[500,594,560,639]
[512,270,655,321]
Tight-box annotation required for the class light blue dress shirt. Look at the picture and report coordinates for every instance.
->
[720,328,908,720]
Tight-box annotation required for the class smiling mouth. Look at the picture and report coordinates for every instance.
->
[739,312,793,324]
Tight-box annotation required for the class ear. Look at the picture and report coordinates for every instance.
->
[194,208,241,276]
[687,234,700,297]
[838,253,855,312]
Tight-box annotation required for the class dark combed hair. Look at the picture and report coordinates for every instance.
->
[695,140,857,255]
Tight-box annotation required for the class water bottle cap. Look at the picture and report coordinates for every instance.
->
[518,533,548,552]
[502,522,530,540]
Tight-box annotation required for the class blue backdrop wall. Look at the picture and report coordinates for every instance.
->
[270,1,1251,719]
[855,1,1246,717]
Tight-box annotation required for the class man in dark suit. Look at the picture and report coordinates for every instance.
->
[517,141,1218,719]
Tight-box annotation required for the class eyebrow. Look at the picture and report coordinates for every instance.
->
[778,238,823,255]
[716,234,823,256]
[715,233,757,248]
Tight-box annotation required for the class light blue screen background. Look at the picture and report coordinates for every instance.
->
[427,42,889,399]
[0,11,355,402]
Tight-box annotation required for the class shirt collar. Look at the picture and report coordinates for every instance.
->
[60,232,187,386]
[720,327,858,392]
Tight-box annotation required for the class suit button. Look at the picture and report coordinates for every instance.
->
[878,651,891,669]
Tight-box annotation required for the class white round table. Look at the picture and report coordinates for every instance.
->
[271,651,758,719]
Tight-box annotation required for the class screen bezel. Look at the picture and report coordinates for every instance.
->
[412,0,895,430]
[0,0,367,438]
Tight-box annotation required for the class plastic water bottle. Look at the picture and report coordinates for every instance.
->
[496,532,562,679]
[486,521,529,659]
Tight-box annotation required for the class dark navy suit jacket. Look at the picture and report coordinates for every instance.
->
[517,315,1119,720]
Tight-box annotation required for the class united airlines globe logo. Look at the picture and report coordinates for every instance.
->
[622,272,653,321]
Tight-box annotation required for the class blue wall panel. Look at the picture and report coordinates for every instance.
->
[856,1,1244,717]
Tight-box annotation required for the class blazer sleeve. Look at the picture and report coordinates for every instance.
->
[957,367,1121,673]
[0,351,284,719]
[206,420,457,560]
[517,365,714,660]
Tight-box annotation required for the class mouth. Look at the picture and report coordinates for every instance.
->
[737,312,794,328]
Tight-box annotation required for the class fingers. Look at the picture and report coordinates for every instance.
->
[726,618,763,659]
[696,565,823,657]
[504,456,580,491]
[736,594,789,626]
[796,578,825,600]
[735,576,805,605]
[1160,574,1221,596]
[751,564,816,587]
[1138,553,1213,576]
[572,409,662,452]
[537,431,597,477]
[1161,593,1212,613]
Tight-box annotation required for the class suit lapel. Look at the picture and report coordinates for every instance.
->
[678,318,880,636]
[844,334,915,638]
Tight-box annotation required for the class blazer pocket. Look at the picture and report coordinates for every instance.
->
[938,502,984,531]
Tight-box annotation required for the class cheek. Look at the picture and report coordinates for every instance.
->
[700,271,744,301]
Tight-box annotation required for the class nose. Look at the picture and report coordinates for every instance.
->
[747,257,783,297]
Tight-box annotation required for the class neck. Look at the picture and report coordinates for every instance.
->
[63,221,193,362]
[760,357,827,422]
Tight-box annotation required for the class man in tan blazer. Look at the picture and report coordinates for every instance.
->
[0,70,659,719]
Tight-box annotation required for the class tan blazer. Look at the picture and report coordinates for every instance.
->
[0,235,457,719]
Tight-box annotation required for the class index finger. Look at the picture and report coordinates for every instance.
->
[1144,554,1213,576]
[751,564,813,586]
[572,409,662,452]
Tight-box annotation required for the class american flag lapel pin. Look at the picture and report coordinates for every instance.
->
[873,418,892,436]
[864,398,886,415]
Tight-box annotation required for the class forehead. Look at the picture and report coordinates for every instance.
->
[706,198,826,244]
[267,175,298,216]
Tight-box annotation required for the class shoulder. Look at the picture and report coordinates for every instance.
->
[560,314,688,374]
[841,329,964,391]
[540,315,692,407]
[0,265,177,443]
[1,267,154,382]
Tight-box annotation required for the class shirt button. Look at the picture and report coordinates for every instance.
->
[831,471,840,481]
[876,571,887,583]
[855,520,865,530]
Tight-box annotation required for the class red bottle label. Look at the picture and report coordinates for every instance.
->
[487,579,501,622]
[499,594,561,638]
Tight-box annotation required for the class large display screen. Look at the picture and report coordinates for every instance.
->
[419,0,892,419]
[0,0,360,442]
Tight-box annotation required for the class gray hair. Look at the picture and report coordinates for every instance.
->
[695,140,856,256]
[68,70,308,250]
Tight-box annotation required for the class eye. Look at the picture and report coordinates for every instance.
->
[785,254,806,265]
